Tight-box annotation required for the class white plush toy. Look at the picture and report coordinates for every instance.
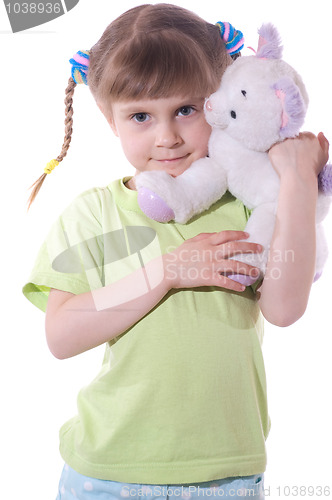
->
[136,23,332,285]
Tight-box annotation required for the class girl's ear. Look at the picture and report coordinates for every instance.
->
[97,102,119,136]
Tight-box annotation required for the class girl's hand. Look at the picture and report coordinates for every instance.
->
[268,132,329,181]
[163,231,263,292]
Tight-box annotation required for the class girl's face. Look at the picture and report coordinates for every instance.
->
[106,95,211,183]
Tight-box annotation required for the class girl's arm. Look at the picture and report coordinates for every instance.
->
[258,132,329,326]
[46,231,262,359]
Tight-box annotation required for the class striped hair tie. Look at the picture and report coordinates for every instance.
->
[69,50,90,85]
[216,22,244,56]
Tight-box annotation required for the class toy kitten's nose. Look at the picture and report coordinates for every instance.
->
[205,99,213,111]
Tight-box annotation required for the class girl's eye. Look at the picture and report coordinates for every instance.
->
[132,113,149,123]
[178,106,194,117]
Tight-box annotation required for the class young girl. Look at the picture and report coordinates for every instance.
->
[23,4,329,500]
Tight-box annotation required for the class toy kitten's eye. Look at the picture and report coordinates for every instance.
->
[230,110,237,119]
[241,90,247,97]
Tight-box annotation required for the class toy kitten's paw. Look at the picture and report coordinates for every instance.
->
[135,170,195,223]
[137,187,175,223]
[318,164,332,195]
[135,171,178,222]
[228,249,265,287]
[313,270,322,282]
[228,273,259,287]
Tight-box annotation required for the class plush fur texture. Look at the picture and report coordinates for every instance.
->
[272,77,307,138]
[319,164,332,195]
[136,24,331,284]
[256,23,283,59]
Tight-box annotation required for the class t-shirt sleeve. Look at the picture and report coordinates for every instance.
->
[23,188,105,312]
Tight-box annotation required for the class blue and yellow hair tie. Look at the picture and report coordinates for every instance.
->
[216,22,244,56]
[69,50,90,85]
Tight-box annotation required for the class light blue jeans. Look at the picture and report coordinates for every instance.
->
[56,464,265,499]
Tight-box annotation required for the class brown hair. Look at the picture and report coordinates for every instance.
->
[28,3,232,207]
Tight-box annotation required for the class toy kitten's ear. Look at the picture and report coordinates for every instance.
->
[256,23,283,59]
[273,77,306,139]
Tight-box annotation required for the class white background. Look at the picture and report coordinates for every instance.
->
[1,0,331,498]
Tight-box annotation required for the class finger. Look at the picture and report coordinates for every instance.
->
[188,232,218,243]
[318,132,330,154]
[212,274,247,293]
[215,241,263,259]
[209,230,249,246]
[298,131,316,140]
[216,260,261,278]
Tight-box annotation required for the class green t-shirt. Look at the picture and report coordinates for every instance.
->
[23,177,269,484]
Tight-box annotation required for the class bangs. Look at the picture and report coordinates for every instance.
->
[98,31,221,102]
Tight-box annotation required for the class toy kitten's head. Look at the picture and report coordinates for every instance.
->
[205,24,309,152]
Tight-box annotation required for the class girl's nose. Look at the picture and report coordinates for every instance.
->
[155,123,182,148]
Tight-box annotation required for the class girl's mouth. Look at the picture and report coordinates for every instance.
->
[156,154,189,164]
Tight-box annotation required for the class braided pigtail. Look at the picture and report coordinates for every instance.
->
[27,50,90,209]
[27,77,76,208]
